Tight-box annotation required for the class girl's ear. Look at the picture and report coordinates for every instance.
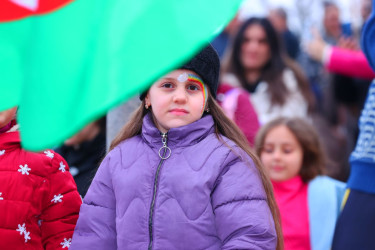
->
[204,102,210,112]
[145,94,151,108]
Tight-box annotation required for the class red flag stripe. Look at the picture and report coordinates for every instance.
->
[0,0,74,22]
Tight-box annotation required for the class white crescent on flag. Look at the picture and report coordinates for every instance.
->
[10,0,39,11]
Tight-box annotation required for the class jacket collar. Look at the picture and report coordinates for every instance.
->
[141,112,215,148]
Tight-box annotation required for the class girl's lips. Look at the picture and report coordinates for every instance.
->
[271,166,284,172]
[169,109,189,115]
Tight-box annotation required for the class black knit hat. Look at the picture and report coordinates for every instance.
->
[140,44,220,100]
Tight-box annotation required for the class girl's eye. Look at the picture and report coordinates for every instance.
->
[282,147,293,154]
[259,38,268,45]
[187,84,200,91]
[242,37,250,44]
[262,146,274,153]
[161,82,174,88]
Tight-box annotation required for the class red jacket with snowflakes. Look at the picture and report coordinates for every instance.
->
[0,130,82,249]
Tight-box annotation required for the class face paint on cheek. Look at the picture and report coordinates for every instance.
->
[187,74,208,114]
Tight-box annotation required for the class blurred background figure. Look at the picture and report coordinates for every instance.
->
[221,17,314,125]
[212,13,242,59]
[359,0,372,33]
[306,31,375,80]
[106,98,140,151]
[269,7,300,60]
[213,0,370,181]
[331,0,375,247]
[255,117,345,250]
[322,1,351,44]
[303,0,373,181]
[55,117,106,197]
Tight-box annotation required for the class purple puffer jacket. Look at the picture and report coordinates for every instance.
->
[70,114,277,250]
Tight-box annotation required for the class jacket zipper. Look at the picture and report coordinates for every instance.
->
[148,132,171,250]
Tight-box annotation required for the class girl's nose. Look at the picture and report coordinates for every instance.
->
[272,149,282,160]
[173,87,187,103]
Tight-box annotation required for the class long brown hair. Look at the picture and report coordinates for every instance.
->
[110,92,283,249]
[255,117,325,183]
[221,17,315,112]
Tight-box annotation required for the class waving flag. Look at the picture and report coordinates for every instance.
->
[0,0,242,151]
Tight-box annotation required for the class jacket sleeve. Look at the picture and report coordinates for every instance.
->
[327,47,375,80]
[211,150,277,250]
[40,152,82,250]
[70,152,117,250]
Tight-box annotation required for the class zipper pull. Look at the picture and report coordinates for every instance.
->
[158,133,171,159]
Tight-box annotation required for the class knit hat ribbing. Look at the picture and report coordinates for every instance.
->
[180,44,220,99]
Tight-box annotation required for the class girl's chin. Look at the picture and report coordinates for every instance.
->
[270,174,289,182]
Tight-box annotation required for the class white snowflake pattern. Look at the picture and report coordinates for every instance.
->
[16,223,31,243]
[23,231,31,242]
[60,238,72,248]
[0,149,5,155]
[51,194,63,203]
[18,164,31,175]
[0,192,3,200]
[59,161,66,172]
[44,150,54,159]
[16,223,26,235]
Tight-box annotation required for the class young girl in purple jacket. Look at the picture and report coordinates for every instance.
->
[70,44,282,250]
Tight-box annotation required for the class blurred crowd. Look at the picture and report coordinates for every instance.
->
[209,1,375,248]
[213,0,374,182]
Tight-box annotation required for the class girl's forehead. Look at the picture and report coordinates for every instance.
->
[163,69,202,81]
[266,125,294,140]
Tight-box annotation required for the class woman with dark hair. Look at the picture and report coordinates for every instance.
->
[221,17,314,125]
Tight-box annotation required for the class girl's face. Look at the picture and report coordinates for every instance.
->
[0,107,17,128]
[145,69,208,133]
[260,125,303,182]
[240,24,271,71]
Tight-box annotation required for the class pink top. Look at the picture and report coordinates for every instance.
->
[272,176,311,250]
[327,47,375,80]
[217,84,260,146]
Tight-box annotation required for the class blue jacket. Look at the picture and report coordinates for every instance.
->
[308,176,346,250]
[348,81,375,193]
